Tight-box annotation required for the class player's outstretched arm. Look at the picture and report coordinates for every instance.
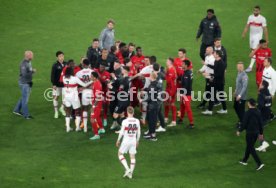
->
[76,77,92,87]
[116,123,125,147]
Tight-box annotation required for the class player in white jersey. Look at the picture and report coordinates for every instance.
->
[242,5,269,72]
[116,106,141,179]
[63,67,92,132]
[262,58,276,97]
[75,59,94,132]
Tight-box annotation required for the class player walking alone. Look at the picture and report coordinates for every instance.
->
[116,106,141,179]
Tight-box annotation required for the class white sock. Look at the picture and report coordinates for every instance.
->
[83,111,88,130]
[65,117,70,128]
[249,57,255,68]
[53,100,58,113]
[60,104,64,111]
[130,159,136,173]
[75,116,81,128]
[141,102,147,120]
[119,155,129,171]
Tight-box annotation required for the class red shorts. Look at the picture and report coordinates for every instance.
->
[90,102,102,119]
[256,72,263,87]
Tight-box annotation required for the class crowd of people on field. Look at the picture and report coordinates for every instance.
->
[13,6,276,171]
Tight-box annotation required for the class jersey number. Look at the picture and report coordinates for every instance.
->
[82,75,90,83]
[127,124,137,134]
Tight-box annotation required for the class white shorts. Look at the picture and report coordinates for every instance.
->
[53,87,62,97]
[119,142,137,155]
[63,92,81,109]
[82,89,92,106]
[250,34,262,49]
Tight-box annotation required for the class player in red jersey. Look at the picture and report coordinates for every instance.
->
[249,39,272,87]
[94,63,111,127]
[173,48,193,121]
[174,48,193,88]
[59,59,81,83]
[164,58,177,127]
[130,47,145,107]
[116,42,128,64]
[89,72,105,141]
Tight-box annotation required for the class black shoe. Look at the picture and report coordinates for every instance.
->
[177,119,183,124]
[239,160,248,166]
[148,136,158,141]
[236,122,241,129]
[189,124,195,129]
[13,111,23,117]
[25,116,34,120]
[256,164,265,171]
[143,133,151,139]
[270,114,276,121]
[197,104,205,109]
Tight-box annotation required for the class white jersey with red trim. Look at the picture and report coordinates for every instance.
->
[140,65,153,89]
[63,76,87,95]
[247,14,267,37]
[76,68,94,83]
[118,117,141,144]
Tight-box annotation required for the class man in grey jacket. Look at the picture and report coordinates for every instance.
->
[99,19,115,51]
[13,51,36,119]
[234,62,248,128]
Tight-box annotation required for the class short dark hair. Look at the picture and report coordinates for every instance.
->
[153,63,160,71]
[124,57,131,65]
[183,59,191,67]
[259,39,266,44]
[123,66,130,72]
[214,38,221,42]
[254,5,260,10]
[207,9,215,14]
[150,56,157,64]
[93,38,99,42]
[262,80,269,89]
[144,56,150,60]
[107,19,115,24]
[119,42,126,49]
[67,59,75,66]
[110,45,117,53]
[248,98,256,107]
[168,57,174,64]
[136,46,142,51]
[65,67,73,78]
[83,59,90,66]
[91,71,99,79]
[215,50,223,58]
[128,42,135,47]
[265,57,272,64]
[178,48,186,54]
[56,51,64,57]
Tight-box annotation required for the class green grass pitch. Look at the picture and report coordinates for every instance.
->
[0,0,276,187]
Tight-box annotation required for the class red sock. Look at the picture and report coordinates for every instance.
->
[180,97,185,119]
[165,105,169,118]
[171,105,177,122]
[91,121,98,135]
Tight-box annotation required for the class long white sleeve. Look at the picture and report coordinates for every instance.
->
[271,68,276,96]
[117,122,125,142]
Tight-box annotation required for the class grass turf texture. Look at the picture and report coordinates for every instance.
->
[0,0,276,187]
